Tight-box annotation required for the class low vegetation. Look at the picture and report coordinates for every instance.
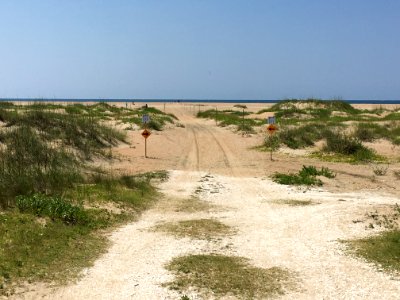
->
[0,102,168,295]
[165,254,295,299]
[121,106,178,131]
[272,165,335,186]
[346,205,400,274]
[258,99,400,163]
[272,199,316,206]
[0,212,108,292]
[346,231,400,273]
[154,219,233,240]
[197,108,263,133]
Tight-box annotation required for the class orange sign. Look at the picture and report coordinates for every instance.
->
[267,124,277,134]
[141,129,151,139]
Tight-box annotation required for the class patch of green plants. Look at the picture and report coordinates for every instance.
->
[154,219,232,240]
[16,194,87,225]
[0,108,127,158]
[0,102,168,294]
[70,171,167,210]
[346,230,400,273]
[323,132,379,162]
[120,106,177,131]
[353,122,400,145]
[277,123,330,149]
[197,109,262,132]
[0,171,163,295]
[353,123,389,142]
[165,254,295,299]
[0,212,108,294]
[272,165,335,186]
[0,126,81,208]
[346,205,400,274]
[258,99,360,120]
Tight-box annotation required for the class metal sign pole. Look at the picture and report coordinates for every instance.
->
[145,138,147,158]
[270,143,273,161]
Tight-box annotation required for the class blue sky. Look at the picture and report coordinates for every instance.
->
[0,0,399,100]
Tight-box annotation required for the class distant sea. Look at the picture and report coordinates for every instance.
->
[0,98,400,104]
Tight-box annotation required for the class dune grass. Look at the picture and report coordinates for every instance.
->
[165,254,296,299]
[197,109,263,133]
[0,103,169,295]
[257,99,400,162]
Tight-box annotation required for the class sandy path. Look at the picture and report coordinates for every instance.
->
[14,105,400,299]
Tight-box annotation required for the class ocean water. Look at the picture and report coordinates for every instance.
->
[0,98,400,104]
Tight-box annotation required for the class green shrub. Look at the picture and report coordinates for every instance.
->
[273,173,323,186]
[272,165,335,186]
[16,194,88,225]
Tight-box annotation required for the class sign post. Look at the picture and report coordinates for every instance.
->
[266,116,278,161]
[141,114,151,158]
[141,129,151,157]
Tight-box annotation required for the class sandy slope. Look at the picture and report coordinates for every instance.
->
[13,104,400,299]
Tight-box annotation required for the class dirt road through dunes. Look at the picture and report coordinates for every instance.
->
[13,104,400,299]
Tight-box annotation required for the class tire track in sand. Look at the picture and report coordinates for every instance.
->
[177,124,200,171]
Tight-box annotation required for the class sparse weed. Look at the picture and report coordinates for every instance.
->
[272,199,315,206]
[371,163,389,176]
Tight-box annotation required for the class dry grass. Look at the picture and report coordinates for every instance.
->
[174,197,216,213]
[272,199,317,206]
[165,254,296,299]
[153,219,233,240]
[154,197,216,213]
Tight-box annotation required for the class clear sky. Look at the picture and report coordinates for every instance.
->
[0,0,399,100]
